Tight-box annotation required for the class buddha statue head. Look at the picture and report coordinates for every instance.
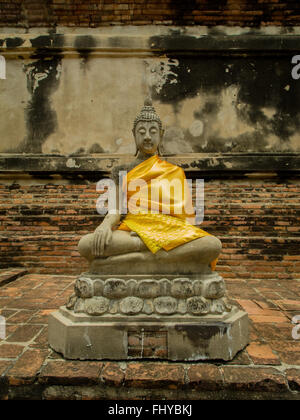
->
[133,97,164,157]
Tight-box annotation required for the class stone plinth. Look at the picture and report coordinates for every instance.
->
[48,306,249,361]
[48,273,249,361]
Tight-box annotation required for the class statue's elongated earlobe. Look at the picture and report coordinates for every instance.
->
[133,129,138,156]
[158,130,164,156]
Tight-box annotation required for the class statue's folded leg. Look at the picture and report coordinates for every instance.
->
[84,234,221,276]
[78,230,148,261]
[162,235,222,263]
[79,229,221,263]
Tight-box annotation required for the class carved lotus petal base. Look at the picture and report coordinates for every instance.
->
[66,272,232,317]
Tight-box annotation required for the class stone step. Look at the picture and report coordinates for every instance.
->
[0,268,28,287]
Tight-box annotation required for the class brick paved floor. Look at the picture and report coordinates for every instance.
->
[0,270,299,399]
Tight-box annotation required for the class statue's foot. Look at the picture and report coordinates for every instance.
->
[78,230,146,261]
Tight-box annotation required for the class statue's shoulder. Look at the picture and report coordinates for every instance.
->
[159,158,186,175]
[110,160,139,185]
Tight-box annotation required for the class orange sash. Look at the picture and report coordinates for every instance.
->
[118,155,217,270]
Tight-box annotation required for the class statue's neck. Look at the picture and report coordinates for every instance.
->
[135,151,158,162]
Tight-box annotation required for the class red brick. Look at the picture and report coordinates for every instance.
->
[236,299,276,315]
[127,348,143,358]
[0,309,17,319]
[221,366,288,392]
[125,362,185,389]
[0,344,24,358]
[0,2,299,29]
[142,335,167,348]
[101,362,124,386]
[153,348,168,358]
[269,341,300,365]
[30,326,48,349]
[253,323,295,342]
[0,287,22,298]
[187,364,223,390]
[1,324,18,340]
[274,300,300,312]
[127,334,141,347]
[7,349,48,385]
[6,324,43,343]
[0,360,13,376]
[8,298,51,310]
[29,309,56,324]
[0,268,27,287]
[250,313,289,324]
[286,369,300,391]
[39,361,103,385]
[247,342,281,365]
[7,310,36,324]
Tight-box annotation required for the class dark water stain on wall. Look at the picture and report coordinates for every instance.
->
[5,37,24,49]
[30,34,64,49]
[9,50,63,153]
[149,34,300,152]
[74,35,97,67]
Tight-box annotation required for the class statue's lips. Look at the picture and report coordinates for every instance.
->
[142,142,153,149]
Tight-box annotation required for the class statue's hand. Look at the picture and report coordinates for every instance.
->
[93,224,113,257]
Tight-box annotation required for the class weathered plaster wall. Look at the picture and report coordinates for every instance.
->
[1,27,300,157]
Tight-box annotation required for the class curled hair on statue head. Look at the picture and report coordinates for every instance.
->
[133,97,162,134]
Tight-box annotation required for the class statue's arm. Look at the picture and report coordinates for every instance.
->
[93,185,121,256]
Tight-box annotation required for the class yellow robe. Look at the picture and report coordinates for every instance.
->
[118,154,217,270]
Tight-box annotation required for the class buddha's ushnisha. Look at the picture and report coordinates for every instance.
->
[78,98,221,274]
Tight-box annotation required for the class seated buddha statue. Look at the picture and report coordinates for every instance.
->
[78,98,222,276]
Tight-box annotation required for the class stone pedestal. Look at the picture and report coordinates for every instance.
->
[49,306,248,361]
[48,272,249,361]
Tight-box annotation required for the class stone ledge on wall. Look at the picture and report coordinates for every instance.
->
[0,153,299,174]
[2,28,300,58]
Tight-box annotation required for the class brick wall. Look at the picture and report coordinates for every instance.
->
[0,176,299,279]
[1,0,300,28]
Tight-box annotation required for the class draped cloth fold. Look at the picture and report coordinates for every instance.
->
[117,154,217,271]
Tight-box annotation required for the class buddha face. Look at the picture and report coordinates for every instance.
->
[134,121,161,156]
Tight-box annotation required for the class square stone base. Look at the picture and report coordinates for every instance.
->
[48,306,249,361]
